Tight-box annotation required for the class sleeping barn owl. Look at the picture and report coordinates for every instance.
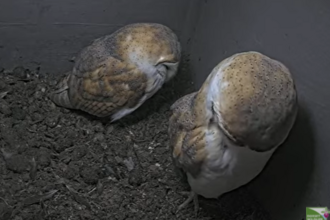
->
[168,51,298,214]
[49,23,181,122]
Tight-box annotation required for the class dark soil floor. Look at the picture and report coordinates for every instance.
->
[0,57,271,220]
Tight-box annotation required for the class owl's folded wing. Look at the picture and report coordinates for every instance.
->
[169,92,208,179]
[49,51,148,119]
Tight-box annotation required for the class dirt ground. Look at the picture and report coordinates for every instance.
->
[0,57,271,220]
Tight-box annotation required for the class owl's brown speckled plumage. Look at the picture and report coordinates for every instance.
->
[49,23,181,121]
[210,51,298,151]
[169,51,298,214]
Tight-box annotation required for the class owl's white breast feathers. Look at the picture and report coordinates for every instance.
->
[187,135,277,199]
[187,53,279,199]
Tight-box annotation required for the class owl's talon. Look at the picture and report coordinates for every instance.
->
[176,191,199,216]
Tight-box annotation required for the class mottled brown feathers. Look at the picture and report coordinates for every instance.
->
[49,23,181,119]
[169,51,298,180]
[69,63,148,117]
[212,51,298,151]
[169,92,207,178]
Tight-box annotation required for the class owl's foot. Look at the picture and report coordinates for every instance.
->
[176,191,199,216]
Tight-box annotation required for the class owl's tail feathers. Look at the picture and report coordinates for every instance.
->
[49,74,74,109]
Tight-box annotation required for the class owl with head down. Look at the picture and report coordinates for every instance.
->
[168,51,298,214]
[49,23,181,122]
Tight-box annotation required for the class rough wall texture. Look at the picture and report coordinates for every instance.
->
[0,0,197,74]
[189,0,330,219]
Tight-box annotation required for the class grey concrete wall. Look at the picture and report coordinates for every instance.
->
[189,0,330,219]
[0,0,198,74]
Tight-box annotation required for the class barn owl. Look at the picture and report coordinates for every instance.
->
[49,23,181,122]
[168,51,298,214]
